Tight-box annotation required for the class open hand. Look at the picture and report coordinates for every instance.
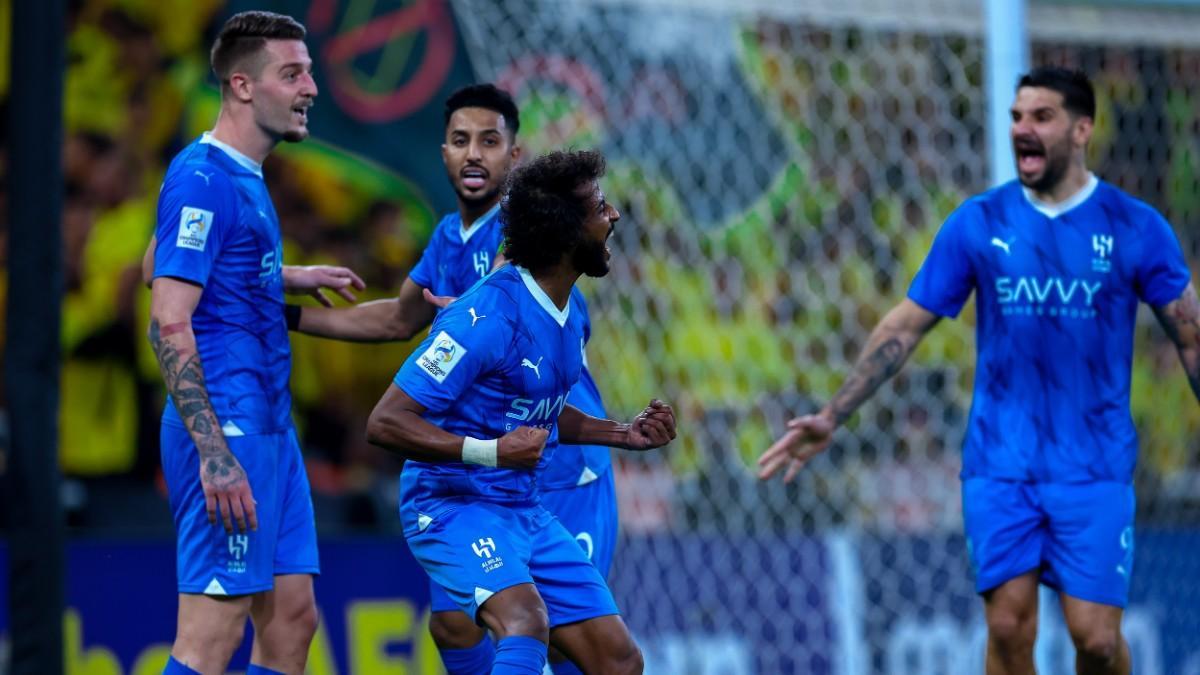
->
[422,288,457,310]
[284,265,367,306]
[757,412,836,483]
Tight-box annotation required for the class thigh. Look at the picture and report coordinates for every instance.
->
[962,477,1045,595]
[527,509,620,628]
[540,469,619,579]
[1040,481,1134,608]
[406,502,536,622]
[272,428,320,577]
[550,614,639,671]
[162,424,280,596]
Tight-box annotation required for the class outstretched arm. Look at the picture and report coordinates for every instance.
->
[758,298,941,482]
[294,276,437,342]
[558,399,677,450]
[149,277,256,533]
[1152,283,1200,402]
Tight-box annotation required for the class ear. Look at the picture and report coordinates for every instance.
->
[441,143,449,167]
[228,71,254,103]
[1073,115,1094,148]
[509,143,523,164]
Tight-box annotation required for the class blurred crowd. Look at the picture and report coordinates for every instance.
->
[1,0,1199,537]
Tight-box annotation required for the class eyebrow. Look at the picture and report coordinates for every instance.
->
[277,60,312,72]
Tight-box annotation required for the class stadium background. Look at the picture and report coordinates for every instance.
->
[2,0,1200,672]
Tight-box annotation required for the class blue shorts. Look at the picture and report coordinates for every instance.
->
[411,500,618,626]
[963,478,1134,608]
[429,469,620,614]
[161,423,319,595]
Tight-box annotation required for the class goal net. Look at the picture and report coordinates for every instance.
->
[449,1,1200,672]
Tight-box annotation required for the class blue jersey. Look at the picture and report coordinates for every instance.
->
[408,205,504,297]
[908,177,1191,483]
[153,133,291,435]
[393,265,587,534]
[541,289,613,489]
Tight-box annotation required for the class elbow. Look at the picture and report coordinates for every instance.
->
[365,412,388,449]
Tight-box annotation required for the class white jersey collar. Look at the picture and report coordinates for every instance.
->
[1022,172,1098,219]
[516,266,570,327]
[201,132,264,178]
[459,203,501,244]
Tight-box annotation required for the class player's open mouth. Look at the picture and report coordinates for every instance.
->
[462,167,488,190]
[1014,141,1044,174]
[292,106,308,123]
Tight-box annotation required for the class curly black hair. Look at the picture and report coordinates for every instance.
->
[1018,67,1094,119]
[501,149,606,273]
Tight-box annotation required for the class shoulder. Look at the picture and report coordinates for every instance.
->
[162,148,238,203]
[1096,182,1168,230]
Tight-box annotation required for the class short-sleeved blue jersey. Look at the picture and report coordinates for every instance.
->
[408,206,613,489]
[908,177,1191,483]
[540,289,613,489]
[393,265,587,533]
[153,133,292,435]
[408,205,504,298]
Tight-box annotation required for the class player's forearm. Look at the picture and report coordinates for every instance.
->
[1152,285,1200,404]
[558,404,633,449]
[825,308,927,425]
[295,298,421,342]
[148,318,236,472]
[365,405,470,462]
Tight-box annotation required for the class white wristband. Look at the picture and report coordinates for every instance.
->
[462,437,498,467]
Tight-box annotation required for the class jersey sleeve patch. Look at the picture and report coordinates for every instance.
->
[416,330,468,383]
[176,206,215,251]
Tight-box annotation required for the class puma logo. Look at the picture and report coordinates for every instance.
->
[194,170,213,186]
[469,307,486,327]
[990,237,1013,255]
[520,357,543,379]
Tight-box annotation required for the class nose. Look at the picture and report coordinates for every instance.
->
[466,139,483,161]
[302,72,318,99]
[608,204,621,222]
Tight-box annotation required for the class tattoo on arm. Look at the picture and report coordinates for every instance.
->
[828,336,912,425]
[1155,288,1200,402]
[149,319,241,487]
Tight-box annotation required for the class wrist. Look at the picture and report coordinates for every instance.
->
[462,436,498,467]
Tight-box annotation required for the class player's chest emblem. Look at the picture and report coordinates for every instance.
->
[1091,234,1114,273]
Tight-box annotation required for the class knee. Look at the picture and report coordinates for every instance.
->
[1072,626,1122,665]
[494,603,550,642]
[429,611,487,650]
[987,607,1038,651]
[290,599,319,642]
[260,596,319,646]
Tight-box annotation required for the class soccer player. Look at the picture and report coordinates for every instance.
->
[296,84,621,675]
[758,67,1199,675]
[366,149,676,675]
[147,12,363,675]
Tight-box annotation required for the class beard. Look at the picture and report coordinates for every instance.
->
[454,182,501,210]
[572,237,610,277]
[282,128,308,143]
[1017,136,1071,193]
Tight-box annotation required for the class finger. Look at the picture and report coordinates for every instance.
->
[335,285,358,303]
[757,450,789,480]
[219,494,235,533]
[343,268,367,290]
[206,492,217,525]
[783,458,804,483]
[310,288,334,308]
[757,430,799,466]
[243,492,259,532]
[647,410,676,437]
[230,492,248,533]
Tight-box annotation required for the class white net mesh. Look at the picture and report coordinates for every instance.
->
[449,1,1200,672]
